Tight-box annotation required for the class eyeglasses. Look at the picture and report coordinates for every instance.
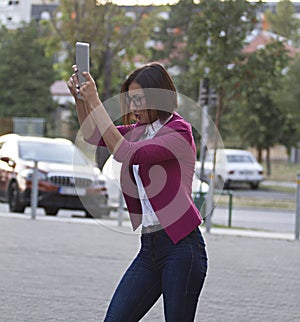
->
[125,93,146,108]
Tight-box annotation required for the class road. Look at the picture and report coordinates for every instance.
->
[229,188,295,201]
[1,214,299,322]
[223,180,296,201]
[208,181,297,233]
[212,206,295,233]
[0,179,297,234]
[0,197,297,235]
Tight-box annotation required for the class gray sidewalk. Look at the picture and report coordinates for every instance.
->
[0,215,300,322]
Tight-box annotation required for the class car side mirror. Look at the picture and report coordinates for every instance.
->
[0,156,16,168]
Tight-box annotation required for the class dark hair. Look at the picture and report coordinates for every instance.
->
[120,62,178,124]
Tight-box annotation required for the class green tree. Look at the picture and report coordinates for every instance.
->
[151,0,198,99]
[43,0,161,101]
[190,0,260,96]
[229,41,291,174]
[264,0,300,45]
[187,0,261,185]
[273,59,300,150]
[0,23,57,118]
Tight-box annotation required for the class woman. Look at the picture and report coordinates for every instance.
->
[68,62,207,322]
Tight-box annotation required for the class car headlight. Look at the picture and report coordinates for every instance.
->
[19,169,47,181]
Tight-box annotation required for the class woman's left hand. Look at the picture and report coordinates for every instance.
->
[78,72,101,108]
[67,65,80,98]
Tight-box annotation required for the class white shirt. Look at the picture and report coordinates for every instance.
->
[133,115,172,227]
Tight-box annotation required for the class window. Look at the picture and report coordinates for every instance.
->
[18,141,89,166]
[226,155,254,163]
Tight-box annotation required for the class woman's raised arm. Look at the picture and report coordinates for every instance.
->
[67,70,123,154]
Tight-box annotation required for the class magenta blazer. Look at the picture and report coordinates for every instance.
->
[87,112,203,244]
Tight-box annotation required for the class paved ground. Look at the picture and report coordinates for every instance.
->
[0,214,300,322]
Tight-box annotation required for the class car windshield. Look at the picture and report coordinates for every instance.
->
[226,155,254,163]
[18,141,90,166]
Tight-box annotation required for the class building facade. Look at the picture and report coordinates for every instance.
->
[0,0,59,29]
[2,1,300,30]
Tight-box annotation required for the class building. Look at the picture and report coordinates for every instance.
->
[243,30,300,57]
[3,1,300,30]
[0,0,59,29]
[0,0,31,29]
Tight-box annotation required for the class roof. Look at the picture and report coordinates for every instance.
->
[50,80,72,96]
[243,30,300,57]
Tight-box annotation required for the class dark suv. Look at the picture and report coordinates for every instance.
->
[0,134,110,217]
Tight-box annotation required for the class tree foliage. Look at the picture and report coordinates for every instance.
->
[152,0,261,109]
[42,0,162,101]
[188,0,261,162]
[229,41,291,171]
[151,0,198,98]
[189,0,260,91]
[273,59,300,148]
[264,0,300,45]
[0,23,57,118]
[2,0,298,163]
[159,0,299,163]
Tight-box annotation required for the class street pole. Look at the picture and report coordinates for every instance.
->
[199,104,209,207]
[295,172,300,240]
[205,170,214,233]
[118,189,124,227]
[198,77,215,233]
[31,160,38,220]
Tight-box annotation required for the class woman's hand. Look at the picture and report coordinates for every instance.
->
[78,72,101,109]
[67,65,80,98]
[67,65,100,109]
[67,65,123,153]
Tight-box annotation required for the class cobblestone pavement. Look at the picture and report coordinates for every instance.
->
[0,215,299,322]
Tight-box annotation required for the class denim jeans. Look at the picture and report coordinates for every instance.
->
[103,227,208,322]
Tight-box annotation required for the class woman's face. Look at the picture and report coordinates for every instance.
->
[127,82,150,124]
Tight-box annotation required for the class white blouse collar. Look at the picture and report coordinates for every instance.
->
[145,114,173,138]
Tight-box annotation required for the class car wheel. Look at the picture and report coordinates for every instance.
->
[85,210,94,218]
[85,208,110,219]
[44,207,59,216]
[9,181,26,213]
[250,182,259,190]
[224,181,230,190]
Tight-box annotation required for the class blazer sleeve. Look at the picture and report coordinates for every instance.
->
[84,125,135,146]
[114,121,195,165]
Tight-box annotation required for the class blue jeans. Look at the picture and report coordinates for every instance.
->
[103,227,208,322]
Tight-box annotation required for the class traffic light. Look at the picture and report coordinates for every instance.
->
[198,78,218,106]
[209,87,218,106]
[199,78,209,106]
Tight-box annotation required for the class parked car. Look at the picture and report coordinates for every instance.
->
[197,149,264,190]
[0,134,110,217]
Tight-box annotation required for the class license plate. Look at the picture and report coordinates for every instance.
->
[239,170,253,175]
[59,186,86,196]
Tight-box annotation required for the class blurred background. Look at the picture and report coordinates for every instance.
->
[0,0,299,222]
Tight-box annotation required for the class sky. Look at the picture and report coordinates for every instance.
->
[96,0,300,5]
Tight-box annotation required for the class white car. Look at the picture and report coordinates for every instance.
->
[198,149,264,190]
[0,134,110,217]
